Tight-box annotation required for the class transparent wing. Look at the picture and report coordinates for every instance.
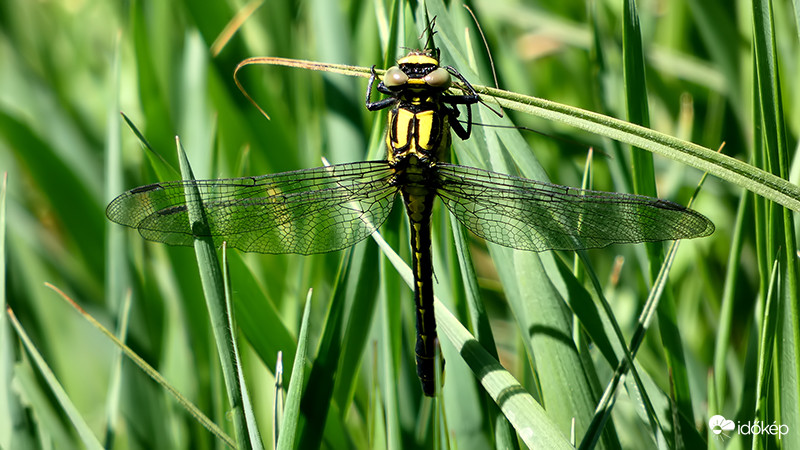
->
[107,161,398,254]
[436,163,714,251]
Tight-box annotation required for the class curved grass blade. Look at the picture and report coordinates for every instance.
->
[480,85,800,212]
[233,57,800,213]
[42,283,235,447]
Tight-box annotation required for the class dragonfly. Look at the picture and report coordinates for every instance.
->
[107,43,715,397]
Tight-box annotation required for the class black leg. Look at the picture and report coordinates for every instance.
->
[447,104,472,140]
[365,65,397,111]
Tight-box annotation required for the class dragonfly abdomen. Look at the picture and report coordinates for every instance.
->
[402,186,439,396]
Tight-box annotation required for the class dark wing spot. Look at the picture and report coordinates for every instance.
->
[158,205,188,216]
[131,183,164,194]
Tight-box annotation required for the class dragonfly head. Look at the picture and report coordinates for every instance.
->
[384,50,452,92]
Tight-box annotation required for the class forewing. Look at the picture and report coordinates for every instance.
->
[436,164,714,252]
[107,161,398,254]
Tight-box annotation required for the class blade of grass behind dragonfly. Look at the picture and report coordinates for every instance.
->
[115,14,188,443]
[587,2,633,196]
[103,68,138,448]
[621,1,696,447]
[276,290,313,450]
[423,1,607,442]
[309,0,366,165]
[104,39,164,444]
[754,255,781,446]
[333,239,382,407]
[582,0,653,391]
[581,237,698,449]
[712,191,748,410]
[0,111,104,276]
[225,252,297,380]
[130,1,177,168]
[221,246,264,450]
[369,230,573,448]
[752,0,800,443]
[178,32,216,179]
[295,246,363,450]
[447,212,517,450]
[304,0,388,426]
[176,138,252,449]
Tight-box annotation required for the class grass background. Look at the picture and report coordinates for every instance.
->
[1,0,799,448]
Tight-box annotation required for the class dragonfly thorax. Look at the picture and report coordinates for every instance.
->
[386,106,452,165]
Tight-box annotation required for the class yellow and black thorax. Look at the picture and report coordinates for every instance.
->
[365,49,479,168]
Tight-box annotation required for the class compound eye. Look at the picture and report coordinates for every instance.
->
[384,66,408,87]
[424,67,451,87]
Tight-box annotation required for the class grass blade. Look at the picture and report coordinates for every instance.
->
[221,245,264,450]
[43,282,235,446]
[751,0,800,445]
[622,1,694,446]
[6,307,104,449]
[276,290,312,450]
[0,174,32,449]
[176,137,252,449]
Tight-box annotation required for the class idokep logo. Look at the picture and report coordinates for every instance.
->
[709,414,790,440]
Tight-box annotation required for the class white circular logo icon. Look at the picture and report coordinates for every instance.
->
[709,415,735,435]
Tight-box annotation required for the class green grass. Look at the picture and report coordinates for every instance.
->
[1,0,799,448]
